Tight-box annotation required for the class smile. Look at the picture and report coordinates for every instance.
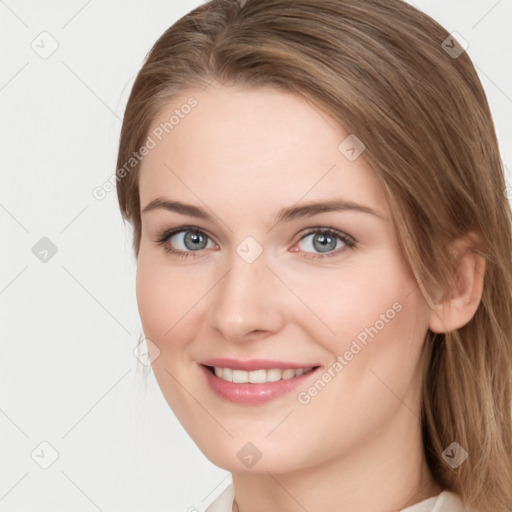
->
[208,366,316,383]
[199,360,321,405]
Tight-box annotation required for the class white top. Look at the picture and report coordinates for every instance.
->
[204,483,469,512]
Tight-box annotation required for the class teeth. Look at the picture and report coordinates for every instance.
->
[211,366,313,383]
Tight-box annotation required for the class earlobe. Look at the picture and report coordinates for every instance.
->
[428,234,486,334]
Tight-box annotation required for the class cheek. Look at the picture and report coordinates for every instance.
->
[304,259,428,405]
[135,252,198,413]
[135,247,216,351]
[135,260,172,341]
[135,248,190,345]
[289,254,419,352]
[289,267,428,458]
[291,253,430,410]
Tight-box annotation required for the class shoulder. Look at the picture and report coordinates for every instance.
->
[402,490,475,512]
[203,483,235,512]
[203,486,478,512]
[432,491,469,511]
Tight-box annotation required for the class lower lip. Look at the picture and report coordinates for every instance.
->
[199,364,320,405]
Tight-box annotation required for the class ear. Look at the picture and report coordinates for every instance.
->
[429,233,486,334]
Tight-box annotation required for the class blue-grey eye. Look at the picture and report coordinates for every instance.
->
[298,232,344,253]
[171,230,213,251]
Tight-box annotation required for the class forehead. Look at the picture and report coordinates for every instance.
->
[138,84,389,219]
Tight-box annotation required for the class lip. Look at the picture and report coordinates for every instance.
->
[198,360,321,405]
[198,358,319,371]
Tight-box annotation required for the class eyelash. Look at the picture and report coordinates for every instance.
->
[153,225,357,260]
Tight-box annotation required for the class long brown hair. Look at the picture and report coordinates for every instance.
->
[116,0,512,509]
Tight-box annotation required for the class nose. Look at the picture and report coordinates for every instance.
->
[207,250,286,343]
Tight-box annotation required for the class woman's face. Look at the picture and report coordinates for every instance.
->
[136,83,432,473]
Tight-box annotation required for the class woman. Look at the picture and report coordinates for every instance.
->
[116,0,512,510]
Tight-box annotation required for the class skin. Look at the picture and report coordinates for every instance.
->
[135,83,485,512]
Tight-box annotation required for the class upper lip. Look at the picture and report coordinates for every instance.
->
[199,358,320,371]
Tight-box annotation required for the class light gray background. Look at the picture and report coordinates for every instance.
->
[1,1,511,511]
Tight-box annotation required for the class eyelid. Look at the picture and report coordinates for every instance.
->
[297,226,356,244]
[154,225,219,246]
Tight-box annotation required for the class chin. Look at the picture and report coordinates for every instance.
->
[195,436,308,474]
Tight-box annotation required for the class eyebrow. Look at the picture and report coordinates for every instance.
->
[141,197,384,224]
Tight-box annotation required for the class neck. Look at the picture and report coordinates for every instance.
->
[231,408,442,512]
